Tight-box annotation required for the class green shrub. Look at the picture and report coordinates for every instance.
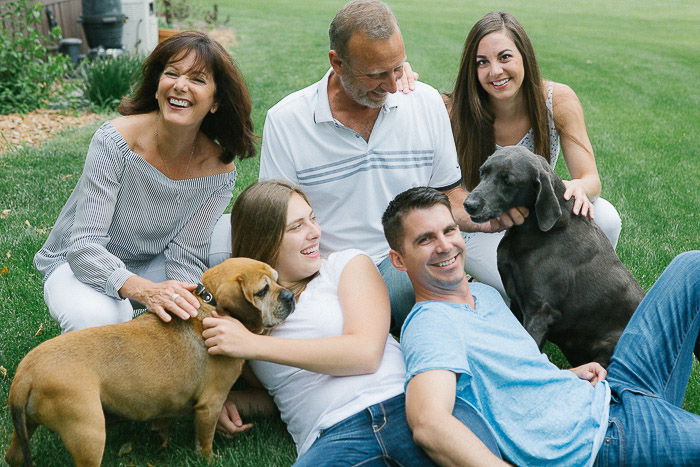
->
[79,54,144,111]
[0,0,72,114]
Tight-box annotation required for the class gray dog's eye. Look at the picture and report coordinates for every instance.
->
[255,284,269,298]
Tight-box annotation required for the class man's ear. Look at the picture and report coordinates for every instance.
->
[329,50,343,75]
[389,249,407,271]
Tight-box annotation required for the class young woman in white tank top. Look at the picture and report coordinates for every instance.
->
[201,180,500,465]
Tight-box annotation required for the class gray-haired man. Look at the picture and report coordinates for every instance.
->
[258,0,519,334]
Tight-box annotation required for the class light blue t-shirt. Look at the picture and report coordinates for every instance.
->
[401,283,610,466]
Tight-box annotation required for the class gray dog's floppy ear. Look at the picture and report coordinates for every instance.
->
[535,164,561,232]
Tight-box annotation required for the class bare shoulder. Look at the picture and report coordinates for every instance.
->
[110,113,153,146]
[199,136,234,175]
[550,82,584,125]
[337,252,387,307]
[338,252,379,284]
[551,82,580,106]
[343,252,375,271]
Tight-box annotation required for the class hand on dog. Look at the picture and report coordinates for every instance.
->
[216,397,253,439]
[569,362,607,386]
[396,62,419,94]
[120,276,199,322]
[202,312,258,359]
[563,179,595,219]
[479,206,529,233]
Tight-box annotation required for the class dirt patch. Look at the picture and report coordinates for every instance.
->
[0,110,103,154]
[164,21,238,48]
[0,26,237,155]
[207,28,238,48]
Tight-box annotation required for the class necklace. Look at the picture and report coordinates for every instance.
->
[153,122,197,204]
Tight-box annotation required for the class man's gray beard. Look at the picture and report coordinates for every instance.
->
[339,73,385,109]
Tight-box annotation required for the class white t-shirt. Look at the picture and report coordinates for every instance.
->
[259,69,462,264]
[249,249,405,456]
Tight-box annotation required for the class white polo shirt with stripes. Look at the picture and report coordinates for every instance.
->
[259,68,462,264]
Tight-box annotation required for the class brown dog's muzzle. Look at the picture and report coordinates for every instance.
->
[276,289,295,318]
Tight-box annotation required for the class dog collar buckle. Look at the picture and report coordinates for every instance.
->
[194,283,217,306]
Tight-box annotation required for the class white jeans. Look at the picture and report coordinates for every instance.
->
[44,254,167,333]
[208,214,232,268]
[464,196,622,298]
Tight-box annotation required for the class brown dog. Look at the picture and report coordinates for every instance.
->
[4,257,294,466]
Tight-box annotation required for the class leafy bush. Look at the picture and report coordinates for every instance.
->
[0,0,72,114]
[79,54,144,111]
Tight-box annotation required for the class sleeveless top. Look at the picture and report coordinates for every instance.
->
[249,249,405,456]
[496,81,560,168]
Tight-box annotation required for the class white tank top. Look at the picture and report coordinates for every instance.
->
[249,249,405,456]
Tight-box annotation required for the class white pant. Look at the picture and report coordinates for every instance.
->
[208,214,232,268]
[44,255,167,333]
[464,196,622,298]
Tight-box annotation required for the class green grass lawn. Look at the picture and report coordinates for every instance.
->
[1,0,699,465]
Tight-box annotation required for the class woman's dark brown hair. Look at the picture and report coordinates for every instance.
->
[448,11,549,190]
[230,180,316,297]
[118,31,256,163]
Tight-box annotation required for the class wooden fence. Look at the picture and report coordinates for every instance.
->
[1,0,87,52]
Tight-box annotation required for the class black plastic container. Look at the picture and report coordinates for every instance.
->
[59,38,83,66]
[78,0,126,49]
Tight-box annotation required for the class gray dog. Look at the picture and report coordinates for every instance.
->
[464,145,643,367]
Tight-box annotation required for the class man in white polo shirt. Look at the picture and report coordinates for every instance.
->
[258,0,520,334]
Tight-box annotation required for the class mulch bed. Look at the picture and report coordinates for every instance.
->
[0,26,237,155]
[0,109,103,154]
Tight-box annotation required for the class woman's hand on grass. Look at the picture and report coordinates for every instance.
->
[216,395,254,439]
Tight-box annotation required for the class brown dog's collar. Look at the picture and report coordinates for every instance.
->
[194,283,217,306]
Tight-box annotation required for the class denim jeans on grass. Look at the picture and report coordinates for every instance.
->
[595,251,700,466]
[294,393,501,466]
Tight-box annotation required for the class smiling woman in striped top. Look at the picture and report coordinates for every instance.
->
[34,31,256,333]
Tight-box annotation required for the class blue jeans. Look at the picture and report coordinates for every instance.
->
[294,394,501,466]
[595,251,700,466]
[378,256,415,336]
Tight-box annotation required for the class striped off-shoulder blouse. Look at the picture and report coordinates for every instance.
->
[34,122,236,298]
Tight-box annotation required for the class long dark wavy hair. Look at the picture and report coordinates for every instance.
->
[118,31,256,163]
[448,11,549,190]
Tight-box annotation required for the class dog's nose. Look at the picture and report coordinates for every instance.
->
[280,289,295,314]
[464,194,482,215]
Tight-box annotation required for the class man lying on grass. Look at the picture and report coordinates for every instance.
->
[382,186,700,466]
